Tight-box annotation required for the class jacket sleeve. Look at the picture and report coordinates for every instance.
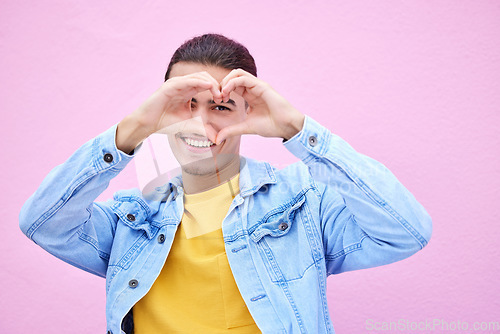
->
[19,124,140,278]
[283,115,432,275]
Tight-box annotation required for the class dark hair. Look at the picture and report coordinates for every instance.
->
[164,34,257,81]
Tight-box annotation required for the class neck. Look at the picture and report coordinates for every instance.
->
[181,154,241,194]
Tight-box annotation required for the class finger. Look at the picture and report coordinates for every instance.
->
[220,68,254,89]
[216,121,253,145]
[204,125,219,145]
[192,72,223,103]
[166,73,222,102]
[170,78,217,102]
[164,77,210,97]
[221,76,259,102]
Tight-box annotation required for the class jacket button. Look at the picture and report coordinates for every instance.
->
[103,153,114,163]
[157,234,165,243]
[128,279,138,288]
[308,136,317,147]
[278,222,288,231]
[126,214,136,221]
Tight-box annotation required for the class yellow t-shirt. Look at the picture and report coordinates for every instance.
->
[134,173,261,333]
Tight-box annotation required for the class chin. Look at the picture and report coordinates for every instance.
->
[181,158,219,176]
[181,153,240,176]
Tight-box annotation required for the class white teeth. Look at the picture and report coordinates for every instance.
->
[183,137,214,148]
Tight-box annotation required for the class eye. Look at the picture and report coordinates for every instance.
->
[214,105,231,112]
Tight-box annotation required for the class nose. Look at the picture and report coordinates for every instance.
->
[190,104,217,141]
[190,103,211,124]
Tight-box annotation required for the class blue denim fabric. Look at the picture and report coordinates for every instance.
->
[19,116,432,334]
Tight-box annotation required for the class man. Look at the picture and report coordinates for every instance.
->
[20,34,432,334]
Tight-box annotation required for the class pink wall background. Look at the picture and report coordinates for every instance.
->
[2,0,499,333]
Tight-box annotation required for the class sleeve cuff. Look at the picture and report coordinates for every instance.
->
[93,123,143,172]
[283,115,332,162]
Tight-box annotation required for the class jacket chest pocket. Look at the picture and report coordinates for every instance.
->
[249,194,317,283]
[108,200,159,270]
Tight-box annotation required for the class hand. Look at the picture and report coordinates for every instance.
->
[215,69,305,145]
[136,71,223,138]
[116,72,222,153]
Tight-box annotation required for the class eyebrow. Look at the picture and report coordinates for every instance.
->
[191,98,236,107]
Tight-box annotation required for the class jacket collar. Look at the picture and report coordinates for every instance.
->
[238,156,277,197]
[165,156,277,198]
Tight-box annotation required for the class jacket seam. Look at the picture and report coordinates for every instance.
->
[26,170,98,239]
[355,177,427,248]
[110,239,169,334]
[112,232,149,270]
[308,148,428,249]
[325,241,364,261]
[243,236,289,333]
[26,133,119,239]
[297,121,428,248]
[77,228,111,261]
[278,280,307,334]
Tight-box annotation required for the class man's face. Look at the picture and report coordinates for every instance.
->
[166,62,247,176]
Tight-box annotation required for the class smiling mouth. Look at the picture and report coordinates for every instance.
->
[180,136,216,148]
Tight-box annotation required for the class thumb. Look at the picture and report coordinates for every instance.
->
[204,126,218,146]
[216,122,251,145]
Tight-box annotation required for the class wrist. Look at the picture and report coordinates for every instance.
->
[115,114,151,154]
[283,111,305,141]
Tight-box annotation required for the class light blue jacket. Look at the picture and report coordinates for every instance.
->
[19,115,432,334]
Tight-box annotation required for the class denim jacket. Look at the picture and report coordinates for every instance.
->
[19,115,432,334]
